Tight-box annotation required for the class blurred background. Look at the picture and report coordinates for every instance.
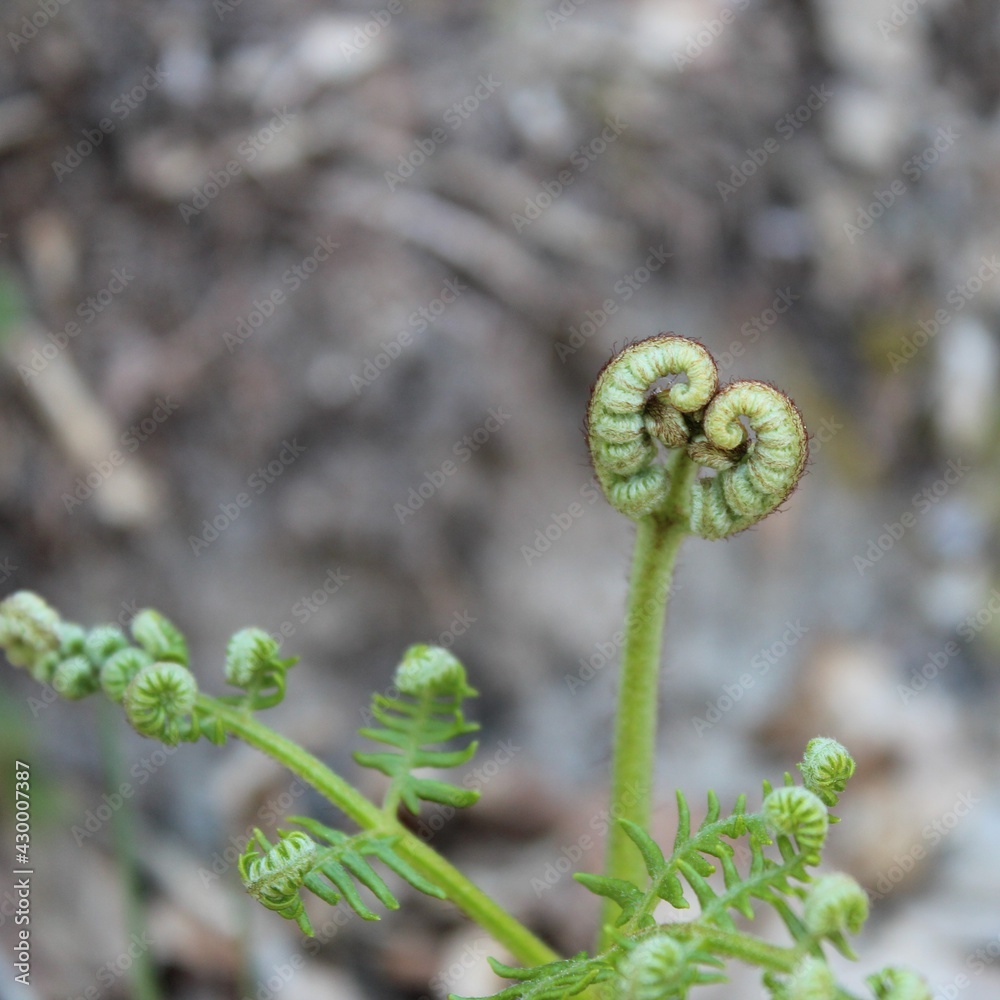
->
[1,0,999,997]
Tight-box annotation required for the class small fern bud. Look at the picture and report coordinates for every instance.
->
[239,830,318,935]
[84,625,130,668]
[0,591,62,673]
[762,786,829,857]
[804,873,869,937]
[123,661,198,744]
[32,651,62,685]
[614,936,687,999]
[53,654,101,700]
[131,609,189,666]
[783,957,838,999]
[57,622,87,657]
[226,628,279,686]
[394,644,471,697]
[100,647,153,703]
[798,737,856,808]
[867,967,932,1000]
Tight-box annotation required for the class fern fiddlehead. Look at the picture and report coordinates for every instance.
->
[798,737,856,808]
[355,643,480,816]
[588,334,810,945]
[587,334,808,537]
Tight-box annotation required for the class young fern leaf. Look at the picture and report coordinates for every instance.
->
[449,953,614,1000]
[225,627,299,709]
[239,817,447,935]
[354,644,481,815]
[574,791,776,932]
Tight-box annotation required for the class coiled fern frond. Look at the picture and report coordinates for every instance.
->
[239,817,445,935]
[587,334,808,537]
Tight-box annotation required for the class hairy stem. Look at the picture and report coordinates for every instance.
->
[600,455,695,948]
[201,697,558,968]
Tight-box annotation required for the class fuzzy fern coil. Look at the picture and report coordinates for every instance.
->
[587,334,808,536]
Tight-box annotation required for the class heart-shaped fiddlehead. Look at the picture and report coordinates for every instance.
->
[587,335,808,538]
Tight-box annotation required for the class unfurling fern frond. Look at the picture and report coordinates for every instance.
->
[239,817,445,935]
[354,644,480,815]
[225,627,298,708]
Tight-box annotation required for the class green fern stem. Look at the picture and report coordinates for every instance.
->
[200,696,559,969]
[602,454,695,948]
[673,924,799,973]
